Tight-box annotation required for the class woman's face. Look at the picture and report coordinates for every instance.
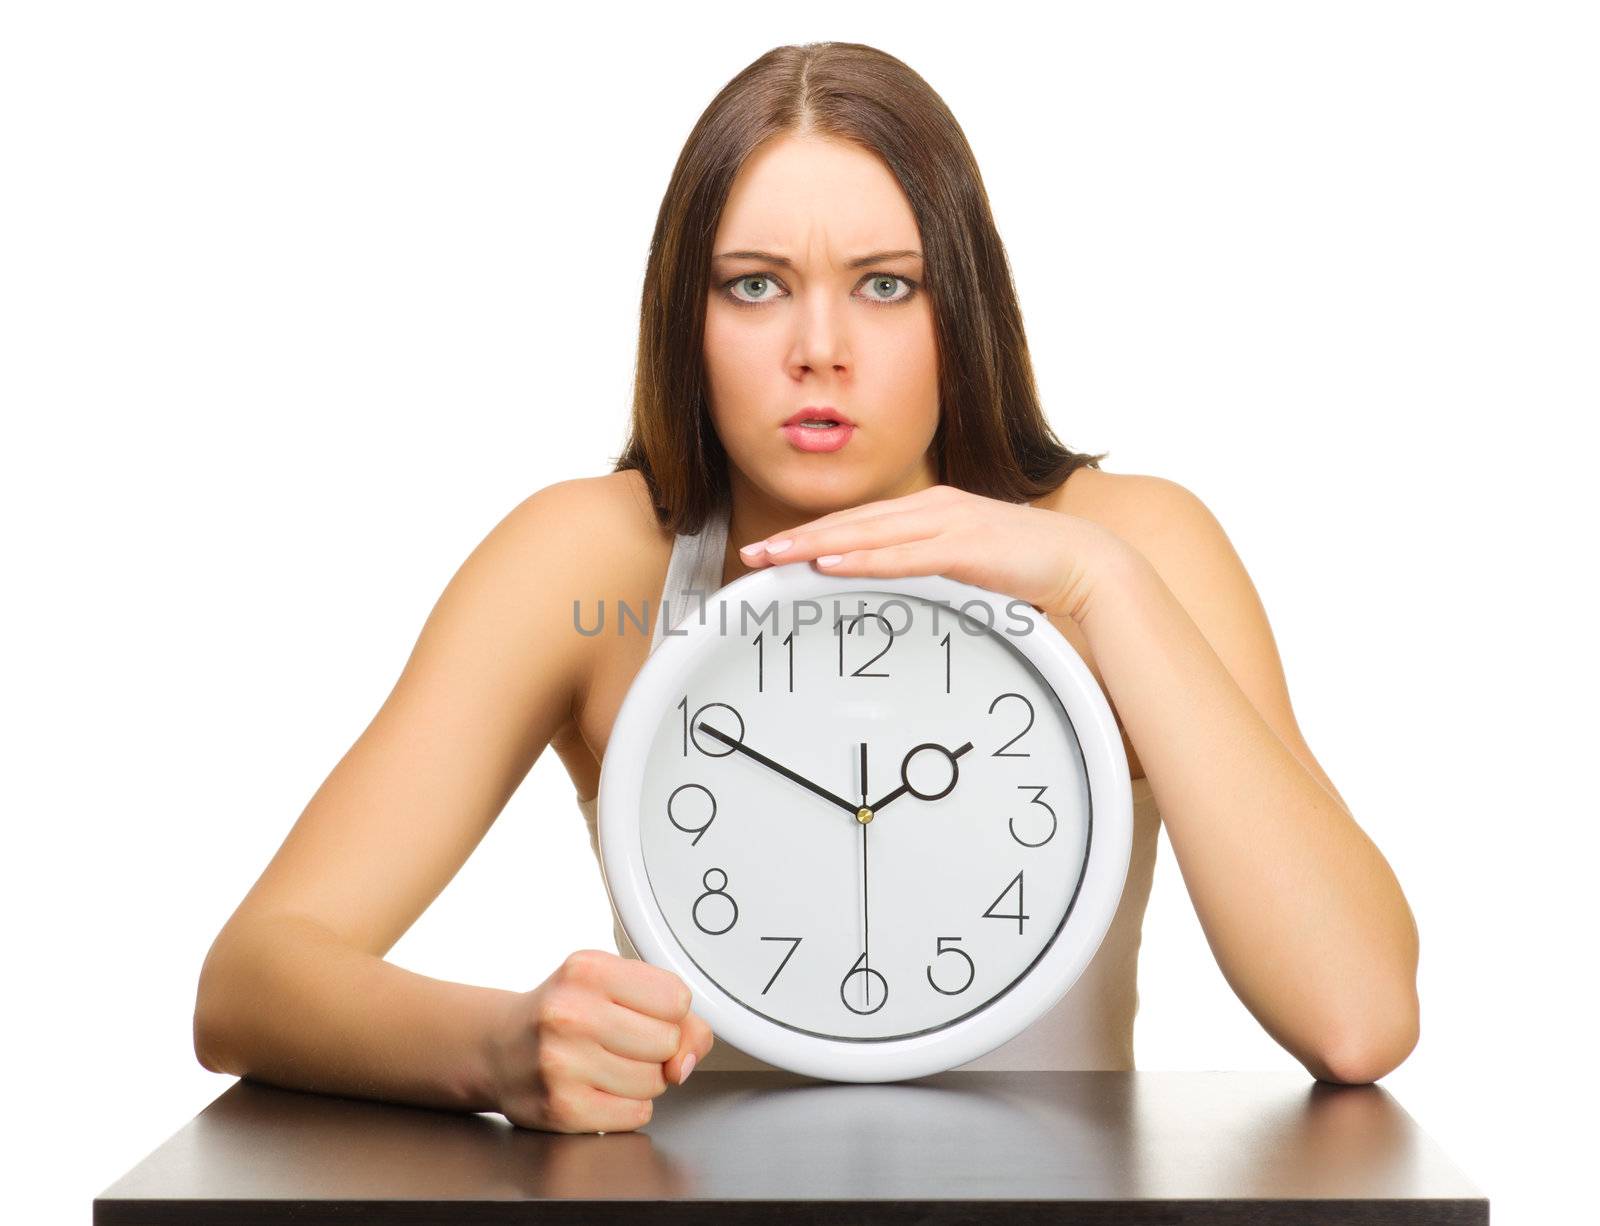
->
[704,133,940,515]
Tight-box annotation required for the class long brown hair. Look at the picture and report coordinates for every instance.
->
[612,41,1108,535]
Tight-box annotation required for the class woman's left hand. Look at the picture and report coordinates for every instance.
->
[735,484,1138,625]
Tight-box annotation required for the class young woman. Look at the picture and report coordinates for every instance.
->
[194,41,1420,1136]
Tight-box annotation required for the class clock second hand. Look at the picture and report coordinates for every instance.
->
[859,740,870,1012]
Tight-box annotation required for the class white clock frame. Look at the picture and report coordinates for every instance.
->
[597,563,1133,1083]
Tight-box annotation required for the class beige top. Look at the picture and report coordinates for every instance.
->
[576,493,1162,1071]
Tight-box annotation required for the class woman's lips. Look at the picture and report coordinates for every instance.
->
[780,422,855,453]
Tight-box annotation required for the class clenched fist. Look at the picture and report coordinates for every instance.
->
[484,949,715,1133]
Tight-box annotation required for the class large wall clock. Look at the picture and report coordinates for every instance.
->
[597,563,1133,1082]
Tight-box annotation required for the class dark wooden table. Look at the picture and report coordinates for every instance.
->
[95,1070,1487,1224]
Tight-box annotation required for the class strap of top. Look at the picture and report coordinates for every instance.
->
[649,494,732,653]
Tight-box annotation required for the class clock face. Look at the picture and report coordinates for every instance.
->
[630,584,1096,1049]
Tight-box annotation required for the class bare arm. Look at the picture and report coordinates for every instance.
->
[194,479,603,1112]
[1079,477,1420,1084]
[195,914,515,1111]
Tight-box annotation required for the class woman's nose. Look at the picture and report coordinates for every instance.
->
[792,294,850,371]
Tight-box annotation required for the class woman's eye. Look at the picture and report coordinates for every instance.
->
[719,273,919,308]
[861,274,915,304]
[726,274,781,305]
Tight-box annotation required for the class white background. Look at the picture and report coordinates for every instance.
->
[3,3,1594,1221]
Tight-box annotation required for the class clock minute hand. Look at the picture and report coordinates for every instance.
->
[867,740,975,814]
[696,723,861,818]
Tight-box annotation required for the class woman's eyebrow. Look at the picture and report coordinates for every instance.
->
[712,248,923,269]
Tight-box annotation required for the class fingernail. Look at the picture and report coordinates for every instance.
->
[679,1052,697,1084]
[765,538,792,554]
[738,541,764,555]
[816,554,843,566]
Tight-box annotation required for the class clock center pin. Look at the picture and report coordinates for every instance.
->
[856,806,874,824]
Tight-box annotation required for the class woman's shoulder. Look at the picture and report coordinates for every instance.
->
[454,470,671,681]
[499,469,672,575]
[516,471,676,794]
[1038,464,1205,557]
[514,468,665,531]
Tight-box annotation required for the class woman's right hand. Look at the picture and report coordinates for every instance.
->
[485,949,715,1133]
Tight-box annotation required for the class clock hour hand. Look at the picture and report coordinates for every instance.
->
[696,722,861,818]
[867,740,975,814]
